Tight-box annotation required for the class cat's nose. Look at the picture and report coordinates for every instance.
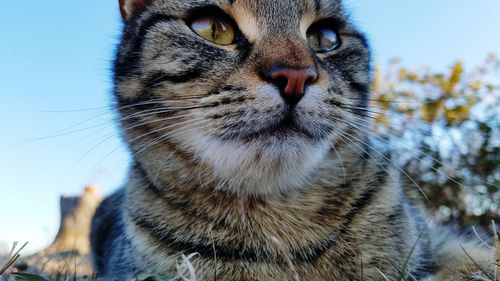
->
[269,65,318,106]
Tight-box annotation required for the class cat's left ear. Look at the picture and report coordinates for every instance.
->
[119,0,153,20]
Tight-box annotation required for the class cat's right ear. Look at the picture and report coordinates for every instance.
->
[119,0,153,21]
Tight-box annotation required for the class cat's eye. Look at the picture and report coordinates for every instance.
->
[307,26,340,53]
[190,16,235,46]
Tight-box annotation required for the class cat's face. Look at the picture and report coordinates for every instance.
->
[115,0,371,195]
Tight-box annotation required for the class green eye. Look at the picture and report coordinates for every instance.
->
[307,26,340,53]
[190,16,235,46]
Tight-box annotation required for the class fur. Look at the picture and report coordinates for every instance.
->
[91,0,496,280]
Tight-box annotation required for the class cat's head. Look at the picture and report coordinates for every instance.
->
[115,0,371,195]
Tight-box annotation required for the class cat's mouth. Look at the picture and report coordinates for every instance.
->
[237,110,328,142]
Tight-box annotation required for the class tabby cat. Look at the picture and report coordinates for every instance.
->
[90,0,496,280]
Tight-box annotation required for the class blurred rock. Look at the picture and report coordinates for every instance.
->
[17,186,102,279]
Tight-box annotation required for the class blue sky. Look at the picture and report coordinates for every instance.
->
[1,1,500,253]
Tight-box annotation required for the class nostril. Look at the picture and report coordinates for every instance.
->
[274,76,288,92]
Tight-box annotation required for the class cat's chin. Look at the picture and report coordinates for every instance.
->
[183,131,332,195]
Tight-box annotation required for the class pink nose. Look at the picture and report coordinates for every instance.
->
[269,66,318,106]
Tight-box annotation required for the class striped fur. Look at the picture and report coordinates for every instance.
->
[91,0,495,280]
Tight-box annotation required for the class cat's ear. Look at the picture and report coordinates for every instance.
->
[119,0,153,20]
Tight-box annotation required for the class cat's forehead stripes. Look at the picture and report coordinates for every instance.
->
[231,1,345,42]
[225,5,260,43]
[139,0,346,46]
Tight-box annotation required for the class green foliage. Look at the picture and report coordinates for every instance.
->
[10,273,49,281]
[372,54,500,227]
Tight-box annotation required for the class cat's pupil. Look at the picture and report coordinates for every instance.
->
[191,16,235,46]
[214,22,226,41]
[211,22,216,39]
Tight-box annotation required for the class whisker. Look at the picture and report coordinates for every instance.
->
[133,119,211,156]
[332,118,429,201]
[341,87,450,105]
[19,95,231,146]
[119,106,204,121]
[336,131,403,192]
[39,106,111,113]
[12,110,114,146]
[152,125,220,185]
[331,143,347,185]
[90,122,215,179]
[28,99,208,143]
[345,97,424,105]
[350,118,479,193]
[121,113,202,131]
[58,115,206,185]
[336,101,499,139]
[16,102,200,145]
[344,110,499,190]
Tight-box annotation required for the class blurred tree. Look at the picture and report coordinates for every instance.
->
[370,54,500,228]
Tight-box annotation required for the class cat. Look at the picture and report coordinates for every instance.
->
[90,0,496,280]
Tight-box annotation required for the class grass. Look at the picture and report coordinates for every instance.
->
[0,242,28,276]
[0,241,177,281]
[2,223,499,281]
[494,222,500,280]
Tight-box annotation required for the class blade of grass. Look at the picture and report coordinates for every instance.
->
[375,268,391,281]
[460,245,495,281]
[386,258,407,281]
[492,221,499,280]
[360,257,364,281]
[10,273,50,281]
[0,242,28,274]
[212,241,217,281]
[397,220,430,281]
